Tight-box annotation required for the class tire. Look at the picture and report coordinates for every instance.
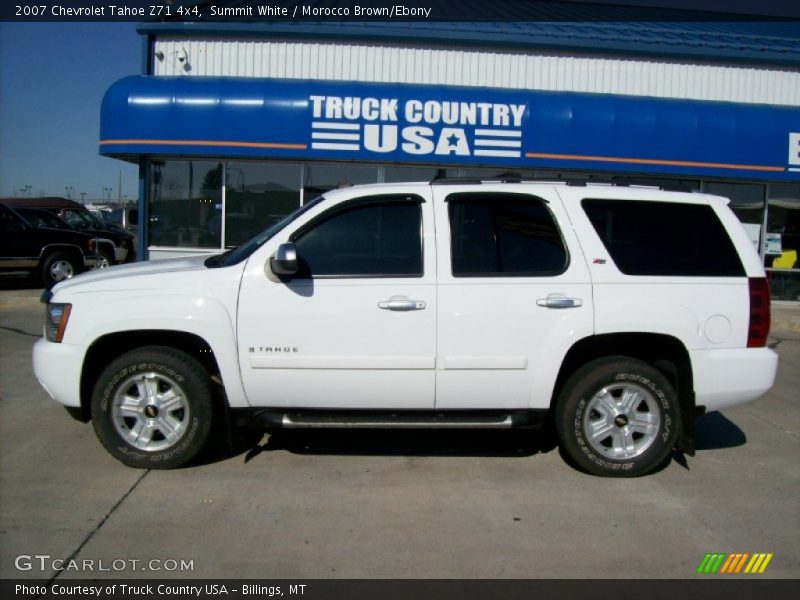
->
[94,248,114,269]
[41,252,79,286]
[555,357,679,477]
[91,346,214,469]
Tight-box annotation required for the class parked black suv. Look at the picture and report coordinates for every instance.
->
[0,202,100,286]
[2,198,135,265]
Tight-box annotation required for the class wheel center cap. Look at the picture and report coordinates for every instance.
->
[144,405,159,418]
[614,414,629,427]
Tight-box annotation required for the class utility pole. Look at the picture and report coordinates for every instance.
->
[118,170,122,204]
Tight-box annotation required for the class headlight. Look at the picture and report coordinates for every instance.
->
[45,303,72,343]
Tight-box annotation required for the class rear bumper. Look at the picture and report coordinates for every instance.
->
[692,346,779,411]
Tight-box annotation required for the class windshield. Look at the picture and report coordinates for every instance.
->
[62,209,97,230]
[206,195,326,268]
[108,208,123,225]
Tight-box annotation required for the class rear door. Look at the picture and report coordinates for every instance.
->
[433,185,594,410]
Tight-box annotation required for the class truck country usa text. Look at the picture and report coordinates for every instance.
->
[309,95,528,158]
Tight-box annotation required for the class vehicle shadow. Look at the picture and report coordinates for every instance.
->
[198,412,746,469]
[671,411,747,471]
[0,277,42,291]
[694,411,747,451]
[195,426,560,466]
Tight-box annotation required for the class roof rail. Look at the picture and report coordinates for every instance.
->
[430,171,525,185]
[430,173,590,186]
[429,177,484,186]
[428,173,692,192]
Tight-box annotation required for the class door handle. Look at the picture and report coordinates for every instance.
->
[536,294,583,308]
[378,296,426,311]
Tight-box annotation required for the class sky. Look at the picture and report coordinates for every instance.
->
[0,22,141,202]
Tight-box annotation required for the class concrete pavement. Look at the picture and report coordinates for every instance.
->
[1,286,798,580]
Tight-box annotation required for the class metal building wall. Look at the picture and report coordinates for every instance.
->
[153,37,800,107]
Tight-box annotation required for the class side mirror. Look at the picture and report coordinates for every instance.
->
[270,242,298,276]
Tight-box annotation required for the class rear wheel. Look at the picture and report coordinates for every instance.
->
[555,357,679,477]
[41,252,79,286]
[91,347,214,469]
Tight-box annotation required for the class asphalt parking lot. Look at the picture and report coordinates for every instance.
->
[1,284,798,581]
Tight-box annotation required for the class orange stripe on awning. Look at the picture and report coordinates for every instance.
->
[524,152,785,173]
[100,139,307,150]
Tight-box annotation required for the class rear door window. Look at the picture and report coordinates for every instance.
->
[447,193,568,277]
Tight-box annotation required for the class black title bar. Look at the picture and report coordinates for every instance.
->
[3,0,800,23]
[4,579,800,600]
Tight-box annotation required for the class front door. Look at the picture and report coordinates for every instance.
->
[237,190,437,409]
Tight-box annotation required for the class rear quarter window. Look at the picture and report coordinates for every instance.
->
[582,199,745,277]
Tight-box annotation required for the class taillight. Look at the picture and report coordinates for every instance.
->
[747,277,770,348]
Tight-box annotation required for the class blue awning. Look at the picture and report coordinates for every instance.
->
[100,76,800,181]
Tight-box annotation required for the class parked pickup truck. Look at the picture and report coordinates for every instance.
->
[32,181,778,476]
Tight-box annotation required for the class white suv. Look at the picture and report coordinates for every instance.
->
[32,180,778,476]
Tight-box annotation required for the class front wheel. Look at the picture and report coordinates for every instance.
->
[91,347,214,469]
[555,357,679,477]
[41,252,79,286]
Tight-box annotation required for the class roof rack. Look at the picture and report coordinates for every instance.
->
[430,172,588,186]
[430,171,525,185]
[428,173,694,192]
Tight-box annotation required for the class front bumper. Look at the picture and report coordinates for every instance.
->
[32,338,84,408]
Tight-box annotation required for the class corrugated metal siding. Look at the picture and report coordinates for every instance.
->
[153,38,800,107]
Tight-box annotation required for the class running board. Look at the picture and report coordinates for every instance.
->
[232,409,547,430]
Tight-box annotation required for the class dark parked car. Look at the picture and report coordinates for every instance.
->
[0,202,100,286]
[2,198,135,265]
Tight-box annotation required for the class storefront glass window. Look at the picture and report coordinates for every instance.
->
[457,167,516,178]
[703,181,765,254]
[766,184,800,301]
[384,166,440,183]
[149,160,223,248]
[225,162,301,248]
[303,163,377,198]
